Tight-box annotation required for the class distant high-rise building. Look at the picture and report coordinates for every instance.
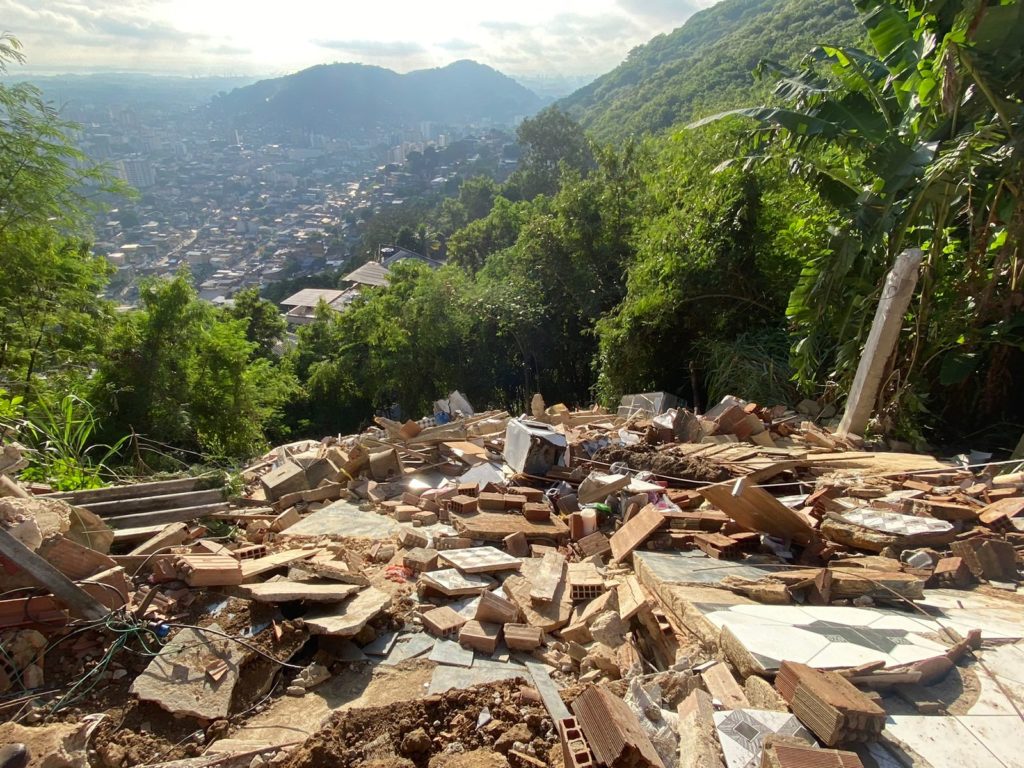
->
[116,159,156,189]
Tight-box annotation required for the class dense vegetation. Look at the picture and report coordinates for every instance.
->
[1,0,1021,489]
[558,0,863,141]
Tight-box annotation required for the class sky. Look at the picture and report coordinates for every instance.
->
[2,0,719,79]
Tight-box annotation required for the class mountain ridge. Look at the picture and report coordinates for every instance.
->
[212,59,545,137]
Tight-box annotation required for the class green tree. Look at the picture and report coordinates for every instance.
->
[698,0,1024,442]
[505,107,595,200]
[93,272,297,460]
[447,197,532,272]
[458,175,499,221]
[595,123,828,406]
[228,287,288,359]
[0,34,126,402]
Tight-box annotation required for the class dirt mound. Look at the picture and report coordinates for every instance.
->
[592,444,729,483]
[284,681,554,768]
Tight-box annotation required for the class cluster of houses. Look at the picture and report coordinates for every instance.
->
[278,245,443,326]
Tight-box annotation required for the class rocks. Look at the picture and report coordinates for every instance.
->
[401,728,432,756]
[493,724,532,754]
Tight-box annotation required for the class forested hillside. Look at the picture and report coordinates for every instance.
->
[559,0,862,140]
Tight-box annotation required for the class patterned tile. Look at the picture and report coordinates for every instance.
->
[713,709,815,768]
[419,568,496,596]
[438,546,522,574]
[830,507,953,535]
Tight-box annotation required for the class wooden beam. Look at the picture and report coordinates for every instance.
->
[82,487,226,517]
[103,502,233,529]
[0,528,108,621]
[43,474,218,504]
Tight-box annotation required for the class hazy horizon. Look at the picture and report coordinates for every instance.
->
[3,0,719,79]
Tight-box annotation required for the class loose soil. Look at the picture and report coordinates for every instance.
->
[592,444,730,483]
[283,680,557,768]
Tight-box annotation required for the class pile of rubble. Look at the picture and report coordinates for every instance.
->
[1,389,1023,768]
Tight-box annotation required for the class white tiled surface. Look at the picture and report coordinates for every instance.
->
[885,715,1008,768]
[705,603,958,672]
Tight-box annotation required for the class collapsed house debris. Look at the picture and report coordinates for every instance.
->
[2,391,1024,768]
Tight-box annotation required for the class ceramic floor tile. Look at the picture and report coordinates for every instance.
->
[728,605,820,625]
[955,716,1024,768]
[868,613,944,634]
[633,551,780,585]
[380,634,435,666]
[885,715,1006,768]
[427,659,526,694]
[720,624,830,671]
[705,610,797,630]
[419,568,496,596]
[713,709,815,768]
[798,605,889,626]
[439,547,522,574]
[965,670,1022,716]
[918,591,1024,638]
[429,639,474,668]
[363,631,398,656]
[982,644,1024,687]
[806,641,897,670]
[886,639,951,665]
[833,508,953,535]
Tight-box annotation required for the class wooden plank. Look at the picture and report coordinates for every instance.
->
[609,504,665,563]
[38,536,117,580]
[529,551,566,603]
[112,523,171,544]
[128,522,190,556]
[616,576,647,621]
[239,548,318,579]
[104,502,233,529]
[0,527,108,621]
[701,479,816,545]
[700,662,749,710]
[0,595,68,628]
[44,474,218,504]
[84,487,226,517]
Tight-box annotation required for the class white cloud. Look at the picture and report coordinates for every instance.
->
[2,0,716,77]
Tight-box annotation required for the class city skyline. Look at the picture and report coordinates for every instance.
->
[2,0,718,78]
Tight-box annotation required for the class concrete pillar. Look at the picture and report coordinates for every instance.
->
[837,248,923,438]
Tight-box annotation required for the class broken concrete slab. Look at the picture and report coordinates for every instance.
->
[301,587,390,637]
[429,638,475,668]
[381,634,436,666]
[235,581,361,604]
[282,500,399,539]
[427,658,527,694]
[131,623,244,720]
